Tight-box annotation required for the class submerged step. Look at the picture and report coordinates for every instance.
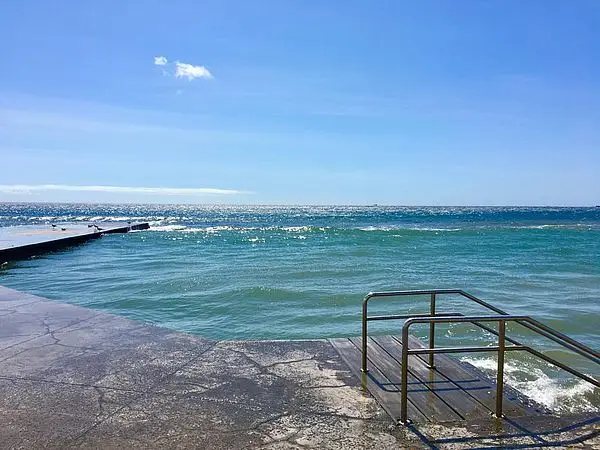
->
[330,334,582,424]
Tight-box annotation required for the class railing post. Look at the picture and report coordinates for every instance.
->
[400,321,410,424]
[362,297,368,373]
[428,293,436,368]
[496,319,506,418]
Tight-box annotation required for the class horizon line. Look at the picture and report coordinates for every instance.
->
[0,200,597,208]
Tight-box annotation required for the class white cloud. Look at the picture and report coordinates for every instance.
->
[174,62,213,80]
[0,184,248,196]
[152,56,213,80]
[154,56,168,66]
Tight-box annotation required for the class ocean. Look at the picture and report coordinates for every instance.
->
[1,203,598,413]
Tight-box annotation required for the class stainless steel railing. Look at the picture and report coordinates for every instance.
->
[361,289,600,424]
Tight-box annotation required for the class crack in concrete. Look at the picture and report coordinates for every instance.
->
[303,409,384,422]
[45,322,102,351]
[41,315,52,336]
[0,375,148,393]
[0,299,42,310]
[0,311,104,355]
[224,348,289,382]
[260,428,302,448]
[93,386,107,420]
[224,347,306,386]
[174,381,214,391]
[0,332,32,339]
[54,342,98,352]
[248,412,292,431]
[0,341,56,364]
[302,384,347,389]
[145,412,295,447]
[263,357,318,369]
[256,419,336,449]
[68,340,220,445]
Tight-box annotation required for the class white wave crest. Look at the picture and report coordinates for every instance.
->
[148,225,320,234]
[147,224,238,233]
[148,225,188,232]
[281,226,313,232]
[462,356,598,414]
[512,224,590,230]
[149,225,204,233]
[359,225,462,232]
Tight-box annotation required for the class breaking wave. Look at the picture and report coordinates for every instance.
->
[462,356,599,414]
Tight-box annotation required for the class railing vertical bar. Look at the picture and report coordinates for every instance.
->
[362,297,368,373]
[496,320,506,418]
[400,323,410,424]
[429,293,436,368]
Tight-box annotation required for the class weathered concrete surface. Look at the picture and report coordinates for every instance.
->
[0,285,598,449]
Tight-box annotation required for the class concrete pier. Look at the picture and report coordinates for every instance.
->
[0,286,598,449]
[0,222,150,262]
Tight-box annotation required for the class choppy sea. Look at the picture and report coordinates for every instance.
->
[1,203,598,413]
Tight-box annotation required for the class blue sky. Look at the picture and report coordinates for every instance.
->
[0,1,598,205]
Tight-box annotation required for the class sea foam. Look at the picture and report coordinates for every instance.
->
[462,356,598,414]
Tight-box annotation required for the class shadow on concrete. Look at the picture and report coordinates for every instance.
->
[407,415,599,449]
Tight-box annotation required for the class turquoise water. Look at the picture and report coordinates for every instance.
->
[1,203,599,412]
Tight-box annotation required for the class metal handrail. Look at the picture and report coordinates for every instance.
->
[361,289,600,424]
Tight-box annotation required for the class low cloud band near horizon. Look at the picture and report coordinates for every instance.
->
[0,184,249,196]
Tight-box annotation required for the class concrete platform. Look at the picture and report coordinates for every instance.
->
[0,222,150,262]
[0,285,598,449]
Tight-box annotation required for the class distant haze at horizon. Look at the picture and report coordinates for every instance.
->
[1,1,598,205]
[0,199,597,208]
